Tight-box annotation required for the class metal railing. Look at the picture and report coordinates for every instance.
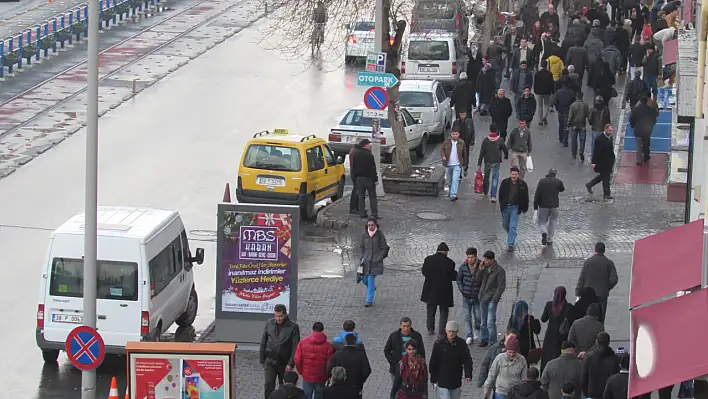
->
[0,0,166,80]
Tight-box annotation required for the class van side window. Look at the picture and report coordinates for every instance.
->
[306,146,325,172]
[181,230,192,269]
[148,237,182,296]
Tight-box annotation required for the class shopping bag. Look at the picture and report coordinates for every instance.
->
[474,169,484,194]
[533,209,538,223]
[526,156,534,172]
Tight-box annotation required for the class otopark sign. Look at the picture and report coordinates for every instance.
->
[357,72,399,88]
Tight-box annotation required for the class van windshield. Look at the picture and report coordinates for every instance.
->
[408,40,450,61]
[415,1,456,19]
[400,91,435,107]
[243,145,302,172]
[354,22,375,31]
[49,258,139,301]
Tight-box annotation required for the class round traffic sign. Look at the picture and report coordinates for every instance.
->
[65,325,106,371]
[364,87,389,110]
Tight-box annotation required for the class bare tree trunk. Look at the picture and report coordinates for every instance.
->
[481,0,497,55]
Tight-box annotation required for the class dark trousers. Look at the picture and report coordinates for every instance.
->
[264,362,286,399]
[426,304,450,335]
[636,135,651,164]
[588,171,612,196]
[357,177,378,217]
[350,177,359,212]
[493,119,509,139]
[611,4,621,22]
[596,296,608,323]
[558,112,568,144]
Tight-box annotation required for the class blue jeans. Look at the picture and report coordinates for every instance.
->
[480,301,498,343]
[493,68,504,90]
[302,381,324,399]
[483,162,500,199]
[644,74,658,98]
[462,297,481,338]
[362,274,376,303]
[590,131,602,155]
[495,394,508,399]
[446,164,461,198]
[438,387,462,399]
[502,205,519,246]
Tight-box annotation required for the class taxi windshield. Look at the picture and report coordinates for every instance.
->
[244,145,302,172]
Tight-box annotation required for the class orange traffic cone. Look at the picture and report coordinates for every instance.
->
[124,393,129,399]
[223,183,231,203]
[108,377,119,399]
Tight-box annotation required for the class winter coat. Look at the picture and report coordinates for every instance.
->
[429,336,473,389]
[566,46,589,72]
[294,331,335,384]
[603,371,630,399]
[630,102,659,137]
[615,26,630,58]
[581,346,620,397]
[509,380,549,399]
[643,52,661,76]
[584,35,604,64]
[478,339,506,387]
[457,259,483,300]
[511,47,535,70]
[479,261,507,303]
[326,346,372,391]
[509,315,541,359]
[593,62,616,103]
[384,328,426,374]
[441,138,468,168]
[507,127,533,153]
[541,11,560,30]
[510,69,535,94]
[499,178,530,214]
[478,136,509,166]
[488,43,508,70]
[568,315,605,352]
[269,383,306,399]
[478,68,497,104]
[484,352,529,395]
[541,353,583,399]
[260,317,301,367]
[359,229,387,276]
[568,100,590,126]
[576,254,619,298]
[554,86,576,115]
[420,252,458,307]
[540,302,574,370]
[397,355,429,398]
[332,331,365,352]
[450,78,476,113]
[601,46,622,75]
[351,147,378,181]
[592,133,616,174]
[547,56,565,80]
[628,42,645,67]
[490,96,514,125]
[626,78,650,108]
[321,384,360,399]
[534,174,565,209]
[534,69,555,95]
[516,95,538,122]
[467,49,484,82]
[603,26,617,46]
[589,105,611,132]
[457,117,476,147]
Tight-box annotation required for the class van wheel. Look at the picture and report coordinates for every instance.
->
[301,194,316,220]
[42,349,60,363]
[176,288,198,328]
[416,135,428,158]
[332,177,345,201]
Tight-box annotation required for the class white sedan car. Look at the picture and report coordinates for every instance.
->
[399,79,452,140]
[328,105,430,163]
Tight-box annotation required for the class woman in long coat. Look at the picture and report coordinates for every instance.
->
[360,218,388,307]
[507,300,541,359]
[540,286,574,371]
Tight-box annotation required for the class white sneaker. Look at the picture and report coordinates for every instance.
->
[466,337,473,345]
[474,330,481,340]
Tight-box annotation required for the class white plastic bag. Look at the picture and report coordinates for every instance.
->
[533,209,538,223]
[526,155,534,172]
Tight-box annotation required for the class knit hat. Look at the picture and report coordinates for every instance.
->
[445,320,460,332]
[505,336,520,352]
[593,19,601,26]
[437,242,450,252]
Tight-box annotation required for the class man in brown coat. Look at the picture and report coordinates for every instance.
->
[441,124,469,201]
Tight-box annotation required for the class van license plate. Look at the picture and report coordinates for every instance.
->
[419,67,438,73]
[257,177,285,187]
[52,313,83,324]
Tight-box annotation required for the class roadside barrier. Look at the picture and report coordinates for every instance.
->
[0,0,168,81]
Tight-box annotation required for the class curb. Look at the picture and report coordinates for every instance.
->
[315,196,351,230]
[196,320,215,343]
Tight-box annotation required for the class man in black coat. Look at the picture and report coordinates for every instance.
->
[450,72,476,118]
[326,333,371,398]
[499,167,530,252]
[643,45,661,99]
[509,367,549,399]
[534,61,554,125]
[629,96,658,165]
[269,371,306,399]
[351,139,379,218]
[489,89,514,139]
[534,169,565,246]
[576,242,618,323]
[429,320,473,395]
[477,62,497,115]
[420,242,458,336]
[565,44,588,83]
[580,332,620,399]
[260,304,302,399]
[554,81,577,146]
[586,124,616,200]
[603,354,630,399]
[625,70,649,109]
[383,317,426,399]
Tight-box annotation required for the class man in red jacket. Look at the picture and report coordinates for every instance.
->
[294,322,335,399]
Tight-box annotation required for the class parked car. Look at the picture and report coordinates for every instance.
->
[345,21,395,64]
[399,79,452,140]
[328,105,430,163]
[411,0,469,43]
[401,32,467,89]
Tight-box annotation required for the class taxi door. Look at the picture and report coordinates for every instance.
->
[321,144,341,197]
[305,145,328,202]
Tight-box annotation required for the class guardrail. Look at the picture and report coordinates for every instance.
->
[0,0,167,81]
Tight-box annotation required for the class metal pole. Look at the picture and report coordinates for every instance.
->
[373,0,385,197]
[82,0,99,395]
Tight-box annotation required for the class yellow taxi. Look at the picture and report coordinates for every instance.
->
[237,129,346,219]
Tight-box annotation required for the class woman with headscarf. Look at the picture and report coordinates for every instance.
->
[569,287,598,323]
[359,217,388,307]
[506,300,541,359]
[540,286,574,370]
[396,339,428,399]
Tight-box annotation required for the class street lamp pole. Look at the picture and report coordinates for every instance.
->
[82,0,99,396]
[373,0,386,197]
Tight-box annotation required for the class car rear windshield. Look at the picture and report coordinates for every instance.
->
[415,1,456,19]
[354,22,375,31]
[400,91,435,107]
[339,110,391,129]
[243,145,302,172]
[49,258,139,301]
[408,40,451,61]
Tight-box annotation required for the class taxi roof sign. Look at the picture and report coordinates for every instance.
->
[253,129,289,138]
[273,129,289,135]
